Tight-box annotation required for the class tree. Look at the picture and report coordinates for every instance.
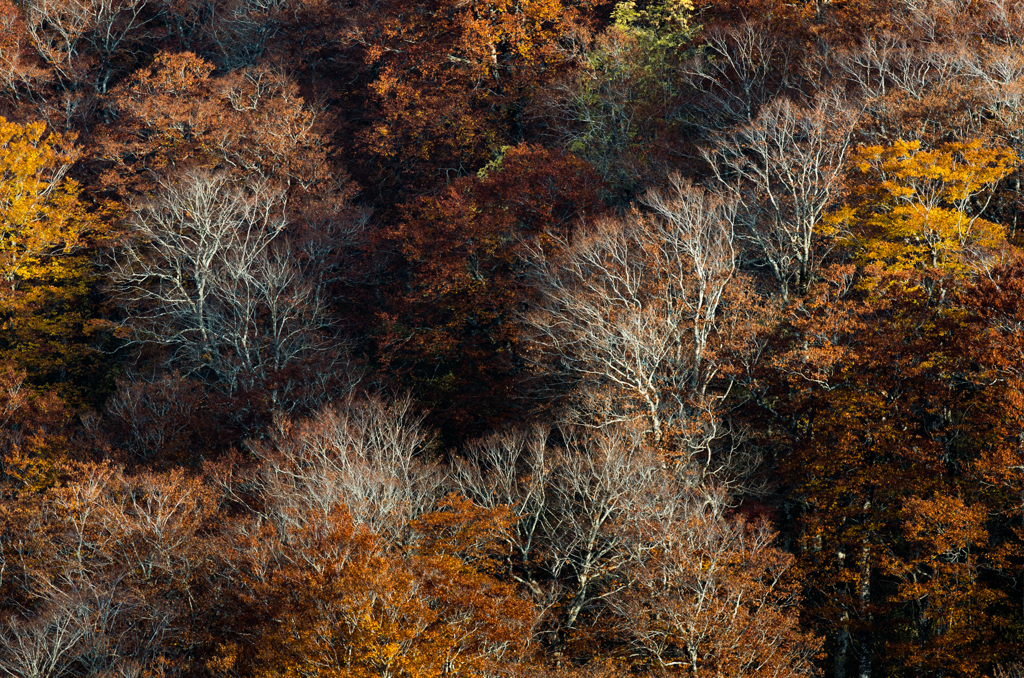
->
[538,0,699,201]
[454,423,676,642]
[525,177,754,458]
[453,421,817,664]
[22,0,153,93]
[0,116,109,400]
[91,371,235,468]
[680,19,799,135]
[849,138,1017,275]
[957,260,1024,637]
[0,118,91,306]
[0,594,85,678]
[0,362,74,493]
[0,1,52,118]
[249,395,441,546]
[378,145,605,440]
[224,398,536,678]
[749,269,1017,678]
[232,498,536,678]
[609,484,820,678]
[97,51,343,202]
[1,461,224,678]
[356,0,598,197]
[705,94,860,301]
[111,170,360,413]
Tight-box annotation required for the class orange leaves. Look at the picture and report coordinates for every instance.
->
[410,493,516,568]
[99,52,337,199]
[889,495,1006,677]
[99,51,218,178]
[900,496,988,559]
[117,50,214,102]
[243,499,534,678]
[359,0,597,193]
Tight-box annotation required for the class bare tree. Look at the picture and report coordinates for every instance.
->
[202,0,293,69]
[61,580,170,678]
[5,464,216,678]
[821,26,986,144]
[24,0,151,93]
[680,21,796,134]
[97,373,212,465]
[111,170,359,410]
[250,395,443,550]
[544,426,667,633]
[453,423,791,657]
[453,424,667,641]
[451,425,552,602]
[984,0,1024,46]
[643,174,739,389]
[526,179,741,454]
[0,595,83,678]
[829,33,971,103]
[705,94,859,301]
[995,664,1024,678]
[609,484,820,678]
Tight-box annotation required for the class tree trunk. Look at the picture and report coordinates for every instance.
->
[858,546,873,678]
[835,614,850,678]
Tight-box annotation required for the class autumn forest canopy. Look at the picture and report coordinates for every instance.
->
[3,0,1024,676]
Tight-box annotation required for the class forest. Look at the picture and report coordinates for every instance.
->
[1,0,1024,676]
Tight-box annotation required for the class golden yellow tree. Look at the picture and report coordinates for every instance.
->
[851,139,1018,274]
[0,117,108,400]
[0,117,96,294]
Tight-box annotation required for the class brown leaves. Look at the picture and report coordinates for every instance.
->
[1,461,224,678]
[96,51,339,201]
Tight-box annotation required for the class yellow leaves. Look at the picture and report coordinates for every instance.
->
[205,643,239,676]
[857,139,1015,200]
[818,205,856,242]
[850,138,1018,275]
[0,116,100,297]
[1,443,61,491]
[612,0,697,49]
[0,118,113,400]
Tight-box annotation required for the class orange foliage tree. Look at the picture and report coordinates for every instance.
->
[748,267,1020,678]
[234,497,535,678]
[96,51,343,200]
[356,0,597,196]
